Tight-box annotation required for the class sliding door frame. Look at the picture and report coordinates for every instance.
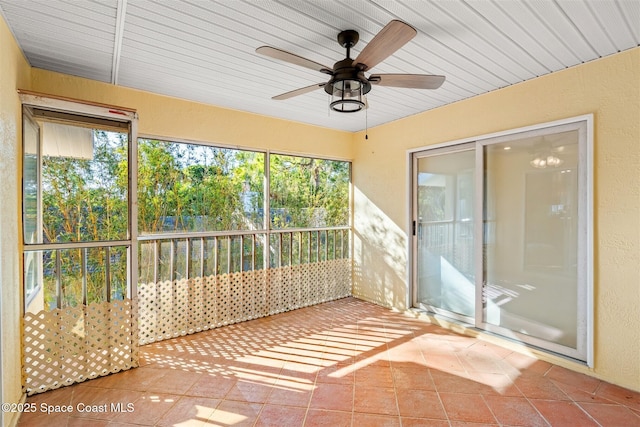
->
[408,114,593,365]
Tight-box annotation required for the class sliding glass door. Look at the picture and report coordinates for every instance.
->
[413,144,475,322]
[412,117,592,362]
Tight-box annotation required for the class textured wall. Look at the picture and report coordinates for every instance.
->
[352,47,640,391]
[0,15,31,427]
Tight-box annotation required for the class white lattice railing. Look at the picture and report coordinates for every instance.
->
[23,299,138,395]
[137,228,351,345]
[138,259,351,345]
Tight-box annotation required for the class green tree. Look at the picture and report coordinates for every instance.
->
[41,130,129,308]
[270,155,349,228]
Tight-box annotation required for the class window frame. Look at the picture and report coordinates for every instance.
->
[136,134,353,275]
[20,92,139,311]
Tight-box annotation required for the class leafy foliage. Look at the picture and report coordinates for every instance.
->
[270,154,350,228]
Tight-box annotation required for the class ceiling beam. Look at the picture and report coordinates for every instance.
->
[111,0,127,85]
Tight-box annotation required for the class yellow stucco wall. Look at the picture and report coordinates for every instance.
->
[0,15,31,427]
[29,70,353,159]
[352,47,640,391]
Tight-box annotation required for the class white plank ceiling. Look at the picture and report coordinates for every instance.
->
[1,0,638,132]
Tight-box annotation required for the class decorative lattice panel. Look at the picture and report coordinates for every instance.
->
[138,259,351,345]
[23,299,138,396]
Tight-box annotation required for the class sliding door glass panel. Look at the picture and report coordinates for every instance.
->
[483,131,579,348]
[416,149,475,319]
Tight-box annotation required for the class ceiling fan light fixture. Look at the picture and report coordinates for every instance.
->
[257,21,444,112]
[329,78,365,113]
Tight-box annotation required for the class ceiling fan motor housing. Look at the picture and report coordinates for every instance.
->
[324,58,372,96]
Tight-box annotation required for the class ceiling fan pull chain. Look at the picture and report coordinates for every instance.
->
[365,107,368,140]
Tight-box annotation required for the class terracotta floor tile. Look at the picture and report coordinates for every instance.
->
[483,395,549,426]
[67,417,110,426]
[16,410,70,427]
[316,363,355,385]
[156,396,220,427]
[280,361,321,382]
[545,366,602,393]
[401,417,450,426]
[553,381,618,405]
[304,409,352,427]
[354,357,392,369]
[448,422,500,427]
[578,402,640,426]
[457,349,505,374]
[354,385,398,416]
[255,403,306,427]
[430,370,496,396]
[469,341,514,359]
[503,352,553,377]
[352,412,401,427]
[309,383,354,412]
[145,369,202,395]
[224,380,275,403]
[266,379,313,407]
[439,393,497,424]
[395,389,446,419]
[392,366,435,390]
[439,335,477,351]
[530,399,599,426]
[464,371,523,396]
[513,374,571,400]
[208,400,263,427]
[595,381,640,412]
[413,335,456,351]
[354,365,394,387]
[110,392,181,425]
[388,343,427,367]
[186,374,237,399]
[423,352,466,372]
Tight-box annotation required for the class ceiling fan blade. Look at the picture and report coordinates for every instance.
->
[354,20,417,71]
[369,74,445,89]
[256,46,332,74]
[272,83,327,100]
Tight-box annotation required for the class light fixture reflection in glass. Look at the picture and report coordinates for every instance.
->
[530,154,563,168]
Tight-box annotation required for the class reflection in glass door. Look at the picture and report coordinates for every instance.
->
[414,146,475,321]
[481,130,583,356]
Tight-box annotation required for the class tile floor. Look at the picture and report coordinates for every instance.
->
[18,297,640,426]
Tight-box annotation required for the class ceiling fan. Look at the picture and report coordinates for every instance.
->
[256,20,445,113]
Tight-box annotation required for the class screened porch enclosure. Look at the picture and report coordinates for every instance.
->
[20,97,353,395]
